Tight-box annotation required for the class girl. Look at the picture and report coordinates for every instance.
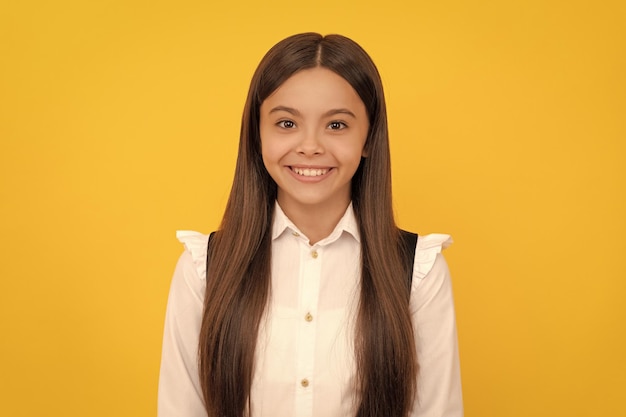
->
[159,33,463,417]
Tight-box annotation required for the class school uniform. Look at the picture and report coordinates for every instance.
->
[158,203,463,416]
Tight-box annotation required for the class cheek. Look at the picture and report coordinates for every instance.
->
[260,136,286,166]
[344,136,368,163]
[335,147,365,174]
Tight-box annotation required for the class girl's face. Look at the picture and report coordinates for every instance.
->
[259,67,369,217]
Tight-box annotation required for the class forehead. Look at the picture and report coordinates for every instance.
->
[261,67,366,114]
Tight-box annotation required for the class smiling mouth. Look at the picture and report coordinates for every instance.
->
[291,167,330,177]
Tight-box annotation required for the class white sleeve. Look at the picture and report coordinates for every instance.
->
[158,232,209,417]
[409,234,463,417]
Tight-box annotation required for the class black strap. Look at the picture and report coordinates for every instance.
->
[399,229,418,291]
[206,230,418,292]
[206,231,216,278]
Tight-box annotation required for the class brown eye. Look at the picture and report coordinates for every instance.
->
[278,120,295,128]
[328,121,347,130]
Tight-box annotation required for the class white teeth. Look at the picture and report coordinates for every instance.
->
[293,167,328,177]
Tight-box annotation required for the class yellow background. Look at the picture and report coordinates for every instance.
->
[1,0,624,416]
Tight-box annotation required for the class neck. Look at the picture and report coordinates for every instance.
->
[277,196,351,245]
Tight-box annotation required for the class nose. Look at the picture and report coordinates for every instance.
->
[296,129,324,156]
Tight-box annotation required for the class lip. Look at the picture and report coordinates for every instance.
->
[286,165,334,182]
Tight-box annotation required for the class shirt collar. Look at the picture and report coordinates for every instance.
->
[271,201,361,244]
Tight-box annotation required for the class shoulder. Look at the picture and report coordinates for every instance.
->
[409,233,455,312]
[175,230,210,281]
[413,233,453,280]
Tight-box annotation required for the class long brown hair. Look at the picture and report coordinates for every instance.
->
[199,33,417,417]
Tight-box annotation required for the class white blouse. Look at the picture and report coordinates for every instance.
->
[158,204,463,416]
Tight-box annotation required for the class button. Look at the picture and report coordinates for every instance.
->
[292,231,300,237]
[311,250,318,259]
[305,312,313,322]
[301,378,309,387]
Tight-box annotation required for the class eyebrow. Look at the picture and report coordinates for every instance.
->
[268,106,357,119]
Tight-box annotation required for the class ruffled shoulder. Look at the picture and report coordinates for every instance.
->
[413,233,453,280]
[176,230,210,280]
